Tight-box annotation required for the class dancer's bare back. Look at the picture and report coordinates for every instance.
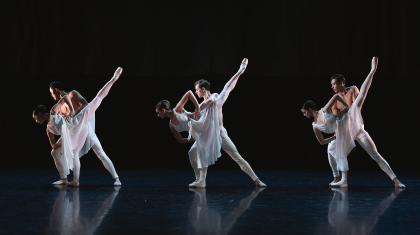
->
[332,86,359,114]
[51,90,88,116]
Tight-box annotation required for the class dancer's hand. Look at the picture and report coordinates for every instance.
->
[239,58,248,73]
[112,67,123,82]
[370,57,378,73]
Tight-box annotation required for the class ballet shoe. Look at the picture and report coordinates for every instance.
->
[255,178,267,187]
[114,177,122,186]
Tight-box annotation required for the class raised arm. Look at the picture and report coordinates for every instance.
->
[174,90,200,117]
[217,58,248,105]
[355,57,378,108]
[68,90,88,107]
[313,127,336,145]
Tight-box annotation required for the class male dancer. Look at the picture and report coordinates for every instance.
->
[33,67,123,186]
[326,57,405,188]
[190,58,267,188]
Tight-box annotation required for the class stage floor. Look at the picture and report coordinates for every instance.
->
[0,169,419,234]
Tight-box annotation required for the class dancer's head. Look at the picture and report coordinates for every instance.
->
[49,81,65,101]
[301,100,317,119]
[194,79,210,98]
[32,104,49,124]
[155,100,171,119]
[330,74,346,93]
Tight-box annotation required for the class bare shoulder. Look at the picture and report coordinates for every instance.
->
[69,90,85,99]
[350,85,359,92]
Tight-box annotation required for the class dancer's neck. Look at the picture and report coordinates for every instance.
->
[203,90,211,100]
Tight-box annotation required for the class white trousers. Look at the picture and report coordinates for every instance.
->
[336,129,396,180]
[51,134,119,180]
[189,127,259,181]
[327,140,340,178]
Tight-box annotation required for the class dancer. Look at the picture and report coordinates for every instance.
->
[325,57,405,188]
[48,80,121,186]
[156,90,203,184]
[33,67,123,186]
[33,104,70,185]
[191,58,267,188]
[301,99,347,185]
[155,90,200,144]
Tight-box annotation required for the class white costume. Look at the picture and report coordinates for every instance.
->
[170,108,222,180]
[312,110,339,178]
[50,96,119,179]
[331,84,396,180]
[171,88,260,182]
[190,78,260,182]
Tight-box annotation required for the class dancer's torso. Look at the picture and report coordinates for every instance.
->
[170,110,192,133]
[313,109,337,134]
[333,86,358,115]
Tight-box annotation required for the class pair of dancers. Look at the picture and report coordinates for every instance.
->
[156,58,267,188]
[33,67,123,186]
[301,57,405,188]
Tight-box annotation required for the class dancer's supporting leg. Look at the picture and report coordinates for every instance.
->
[188,144,200,186]
[327,140,340,185]
[221,127,266,187]
[355,130,405,188]
[91,134,121,186]
[50,138,69,185]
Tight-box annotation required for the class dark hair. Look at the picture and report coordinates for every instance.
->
[330,74,346,84]
[194,79,211,90]
[49,81,65,91]
[302,100,317,111]
[156,100,171,110]
[33,104,48,115]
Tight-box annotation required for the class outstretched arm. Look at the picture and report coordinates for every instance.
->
[175,90,200,118]
[313,127,336,145]
[355,57,378,108]
[169,124,194,144]
[217,58,248,105]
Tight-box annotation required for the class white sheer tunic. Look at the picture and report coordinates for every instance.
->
[312,109,337,134]
[51,97,102,171]
[334,99,364,171]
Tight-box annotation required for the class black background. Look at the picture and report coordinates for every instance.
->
[5,1,420,173]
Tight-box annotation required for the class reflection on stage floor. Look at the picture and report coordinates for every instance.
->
[0,169,418,234]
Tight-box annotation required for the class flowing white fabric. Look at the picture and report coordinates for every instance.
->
[334,98,364,171]
[53,97,102,171]
[188,76,241,169]
[189,97,222,169]
[312,109,337,134]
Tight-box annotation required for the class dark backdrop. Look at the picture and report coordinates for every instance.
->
[5,1,420,173]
